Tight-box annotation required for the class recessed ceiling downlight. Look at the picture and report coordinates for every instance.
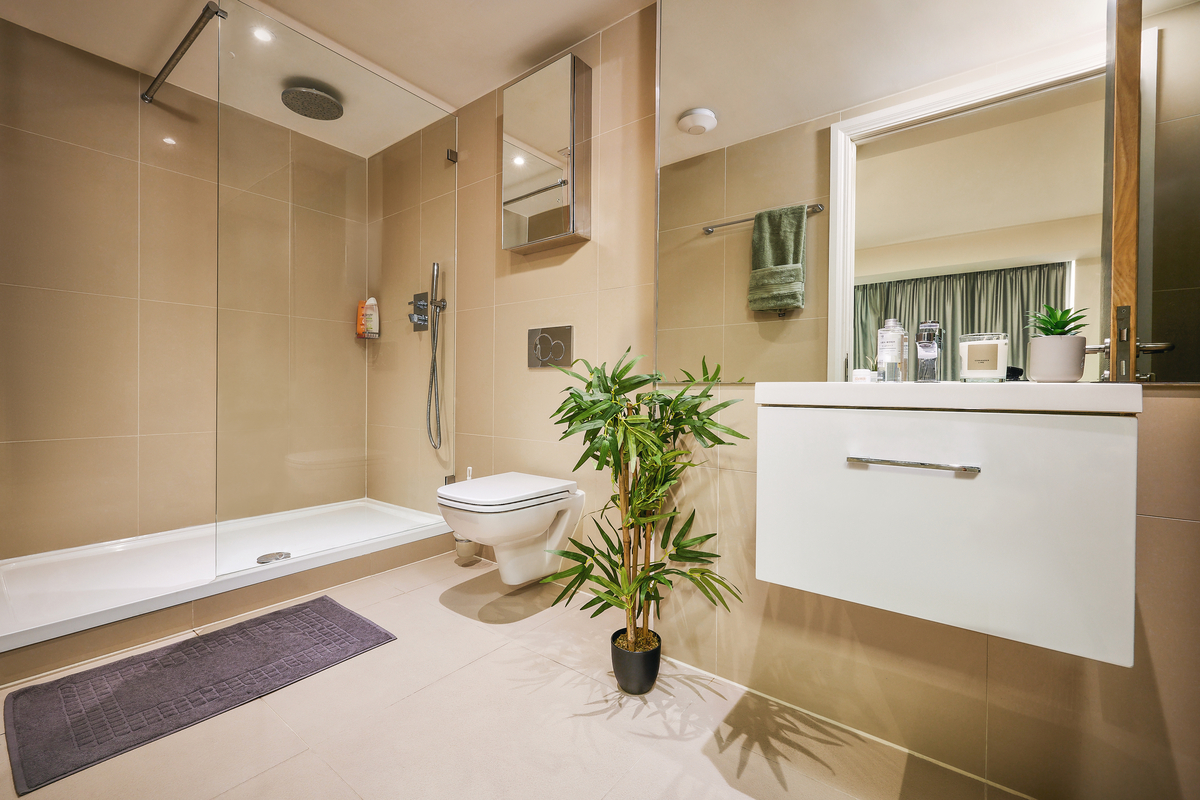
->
[677,108,718,135]
[253,27,274,42]
[513,156,525,165]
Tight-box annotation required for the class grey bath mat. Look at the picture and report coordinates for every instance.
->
[4,596,394,795]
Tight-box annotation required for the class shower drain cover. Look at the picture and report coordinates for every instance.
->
[256,551,292,564]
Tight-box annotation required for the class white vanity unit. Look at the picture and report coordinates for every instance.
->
[755,382,1141,666]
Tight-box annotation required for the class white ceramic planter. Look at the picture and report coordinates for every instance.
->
[1028,335,1086,383]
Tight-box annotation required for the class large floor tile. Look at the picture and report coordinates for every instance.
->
[314,643,637,800]
[261,592,509,746]
[404,560,573,638]
[0,700,305,800]
[374,551,494,593]
[214,751,360,800]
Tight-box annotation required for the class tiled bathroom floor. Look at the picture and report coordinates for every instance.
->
[0,554,1006,800]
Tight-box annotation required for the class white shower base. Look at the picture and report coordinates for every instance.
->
[0,498,450,654]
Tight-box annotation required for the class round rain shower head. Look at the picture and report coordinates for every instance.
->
[281,87,343,120]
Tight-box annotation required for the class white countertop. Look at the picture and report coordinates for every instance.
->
[754,381,1142,414]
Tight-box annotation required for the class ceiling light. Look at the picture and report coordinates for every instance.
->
[677,108,718,135]
[513,156,525,165]
[162,137,176,145]
[253,27,273,42]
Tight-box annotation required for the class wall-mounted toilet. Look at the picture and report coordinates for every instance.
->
[436,472,586,585]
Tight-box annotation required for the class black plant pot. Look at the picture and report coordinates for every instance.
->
[610,629,662,695]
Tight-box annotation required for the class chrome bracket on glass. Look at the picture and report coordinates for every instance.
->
[847,456,981,474]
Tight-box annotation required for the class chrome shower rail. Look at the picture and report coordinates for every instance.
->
[142,1,227,104]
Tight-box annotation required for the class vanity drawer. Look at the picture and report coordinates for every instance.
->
[756,405,1137,665]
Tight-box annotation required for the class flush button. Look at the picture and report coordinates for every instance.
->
[528,326,573,368]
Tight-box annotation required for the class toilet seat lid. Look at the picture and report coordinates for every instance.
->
[436,472,578,508]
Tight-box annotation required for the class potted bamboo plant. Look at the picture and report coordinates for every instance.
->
[1027,304,1088,382]
[543,351,746,694]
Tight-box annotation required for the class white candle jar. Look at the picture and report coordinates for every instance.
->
[959,332,1009,382]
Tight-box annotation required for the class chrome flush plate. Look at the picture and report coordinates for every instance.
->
[528,326,573,368]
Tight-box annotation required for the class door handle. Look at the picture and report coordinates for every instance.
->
[847,456,981,474]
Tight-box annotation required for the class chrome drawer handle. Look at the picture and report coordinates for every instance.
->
[847,456,981,474]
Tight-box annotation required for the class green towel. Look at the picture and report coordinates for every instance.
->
[749,206,807,312]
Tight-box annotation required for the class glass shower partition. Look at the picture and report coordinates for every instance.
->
[215,0,456,576]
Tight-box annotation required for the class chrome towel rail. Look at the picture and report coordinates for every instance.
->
[703,203,824,235]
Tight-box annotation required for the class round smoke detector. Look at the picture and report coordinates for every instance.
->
[677,108,717,135]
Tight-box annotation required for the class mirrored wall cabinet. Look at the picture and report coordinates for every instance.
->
[501,54,592,254]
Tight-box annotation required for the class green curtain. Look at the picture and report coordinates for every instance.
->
[854,263,1068,380]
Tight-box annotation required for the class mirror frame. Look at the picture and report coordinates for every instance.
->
[501,53,593,255]
[825,44,1107,382]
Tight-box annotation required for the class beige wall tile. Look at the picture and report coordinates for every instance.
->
[366,424,421,507]
[140,301,216,435]
[0,20,138,158]
[457,176,498,311]
[715,383,756,473]
[216,309,289,434]
[290,319,366,431]
[596,115,657,289]
[493,294,598,442]
[495,237,599,306]
[1152,1,1200,124]
[455,308,494,436]
[191,559,370,628]
[455,91,498,188]
[0,604,194,687]
[723,317,827,383]
[598,284,655,369]
[140,165,217,307]
[657,326,723,383]
[291,132,366,222]
[216,426,288,521]
[139,78,217,182]
[218,188,290,315]
[0,126,137,297]
[366,322,428,430]
[139,433,216,535]
[658,226,724,330]
[421,191,457,276]
[367,153,383,223]
[724,114,835,219]
[369,534,454,572]
[380,133,422,217]
[722,199,830,324]
[599,4,657,133]
[286,425,366,509]
[292,207,367,323]
[422,115,458,202]
[715,468,989,776]
[373,206,421,322]
[0,437,138,558]
[217,104,290,201]
[1138,387,1200,522]
[659,149,725,232]
[455,433,494,481]
[986,517,1200,800]
[0,286,137,442]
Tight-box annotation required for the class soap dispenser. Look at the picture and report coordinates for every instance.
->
[876,318,908,382]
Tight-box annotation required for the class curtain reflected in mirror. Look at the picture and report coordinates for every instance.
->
[852,76,1105,382]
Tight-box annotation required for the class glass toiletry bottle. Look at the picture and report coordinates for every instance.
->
[876,318,908,382]
[916,320,941,383]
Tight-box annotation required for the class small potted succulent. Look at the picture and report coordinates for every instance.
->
[545,351,745,694]
[1027,304,1088,383]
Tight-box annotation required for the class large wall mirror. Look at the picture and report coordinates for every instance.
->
[658,0,1199,383]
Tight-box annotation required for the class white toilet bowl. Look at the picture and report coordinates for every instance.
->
[437,472,586,585]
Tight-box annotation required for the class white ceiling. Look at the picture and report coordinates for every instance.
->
[660,0,1117,165]
[0,0,648,111]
